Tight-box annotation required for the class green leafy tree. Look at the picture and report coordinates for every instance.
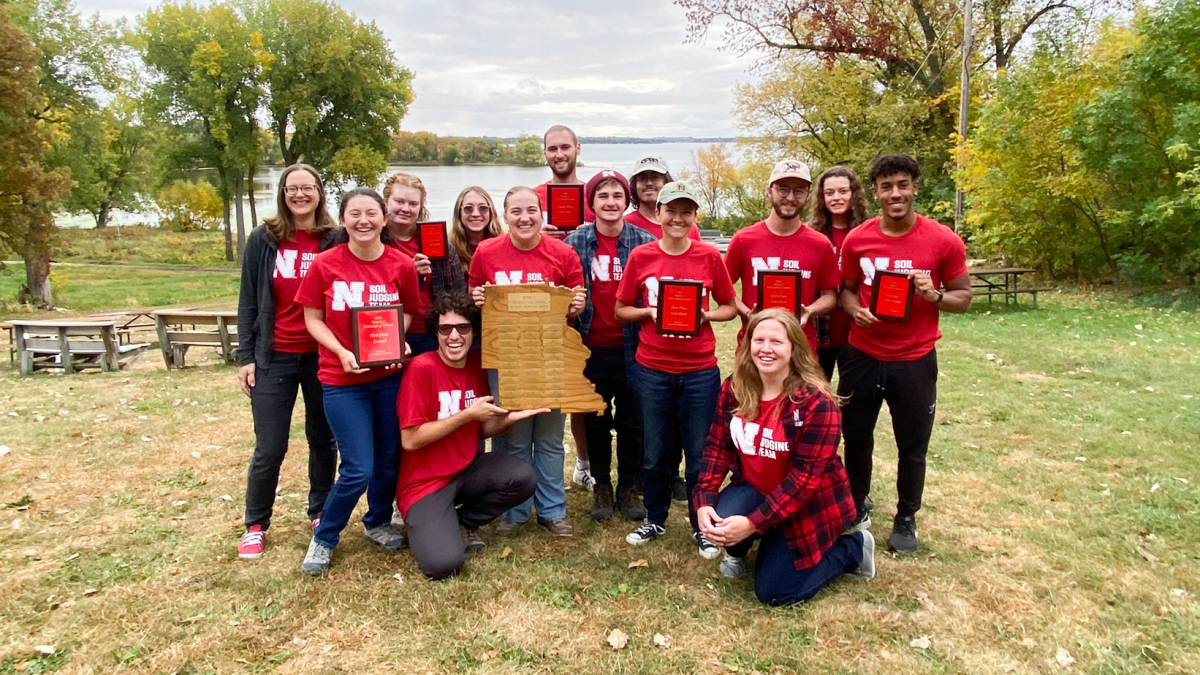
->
[55,96,155,228]
[511,134,544,167]
[157,179,222,231]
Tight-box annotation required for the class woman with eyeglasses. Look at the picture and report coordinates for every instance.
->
[235,164,341,561]
[295,188,421,575]
[449,186,503,277]
[397,293,541,580]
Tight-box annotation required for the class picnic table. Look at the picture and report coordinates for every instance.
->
[153,309,239,369]
[9,320,150,375]
[968,267,1048,307]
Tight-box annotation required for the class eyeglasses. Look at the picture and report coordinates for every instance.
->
[772,185,809,198]
[283,185,318,196]
[436,323,473,337]
[461,205,490,215]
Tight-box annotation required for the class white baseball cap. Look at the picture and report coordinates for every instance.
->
[631,157,671,177]
[768,159,812,185]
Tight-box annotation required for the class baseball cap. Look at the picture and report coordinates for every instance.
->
[656,181,701,206]
[768,159,812,185]
[631,157,671,177]
[585,170,631,210]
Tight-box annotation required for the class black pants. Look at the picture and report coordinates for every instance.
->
[244,351,337,529]
[582,346,643,491]
[836,345,937,519]
[406,452,536,580]
[817,346,843,382]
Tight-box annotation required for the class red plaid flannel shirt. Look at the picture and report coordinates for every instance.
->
[693,379,856,570]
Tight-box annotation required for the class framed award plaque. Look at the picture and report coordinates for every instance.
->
[756,270,804,315]
[416,220,448,260]
[656,280,704,337]
[351,304,405,367]
[546,184,585,231]
[869,270,915,323]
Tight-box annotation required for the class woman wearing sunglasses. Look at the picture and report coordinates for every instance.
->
[449,186,503,277]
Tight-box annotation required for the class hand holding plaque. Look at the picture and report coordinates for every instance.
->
[416,221,448,260]
[546,184,585,232]
[351,304,405,367]
[656,280,704,337]
[869,270,915,323]
[756,270,804,315]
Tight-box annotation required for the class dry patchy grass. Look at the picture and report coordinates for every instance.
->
[0,293,1198,674]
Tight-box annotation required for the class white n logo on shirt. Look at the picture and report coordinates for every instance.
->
[331,281,364,311]
[861,257,889,285]
[751,257,781,272]
[591,255,612,282]
[437,390,463,420]
[494,271,523,285]
[275,249,298,278]
[730,416,761,456]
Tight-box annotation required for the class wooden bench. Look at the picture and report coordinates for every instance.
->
[9,320,150,375]
[153,310,239,369]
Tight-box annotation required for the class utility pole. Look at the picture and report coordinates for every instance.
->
[954,0,973,234]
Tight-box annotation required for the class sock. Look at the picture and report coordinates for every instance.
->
[576,459,590,471]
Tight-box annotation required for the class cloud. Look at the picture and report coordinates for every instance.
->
[75,0,757,137]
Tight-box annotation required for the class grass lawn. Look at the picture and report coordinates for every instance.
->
[0,289,1197,674]
[0,265,240,318]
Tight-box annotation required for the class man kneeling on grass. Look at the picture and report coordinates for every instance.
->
[396,293,541,580]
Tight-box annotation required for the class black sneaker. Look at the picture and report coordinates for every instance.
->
[887,515,919,553]
[626,520,665,545]
[460,526,486,554]
[862,495,875,513]
[591,484,615,521]
[694,531,720,560]
[671,477,689,503]
[616,485,647,521]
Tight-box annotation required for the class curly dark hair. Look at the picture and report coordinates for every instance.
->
[425,291,479,336]
[868,154,920,186]
[808,166,871,236]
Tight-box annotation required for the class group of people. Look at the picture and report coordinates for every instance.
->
[234,124,971,606]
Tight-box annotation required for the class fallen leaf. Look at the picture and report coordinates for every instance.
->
[500,547,512,560]
[34,646,55,655]
[480,649,498,661]
[82,588,98,596]
[263,598,273,607]
[1150,483,1160,493]
[1136,546,1161,563]
[0,446,12,457]
[910,635,932,649]
[1135,324,1143,330]
[140,436,151,442]
[1021,638,1037,648]
[292,636,307,649]
[628,559,649,569]
[220,494,233,502]
[880,646,895,660]
[392,573,404,584]
[606,629,629,650]
[14,661,27,671]
[1055,647,1075,668]
[573,593,583,605]
[191,452,202,459]
[1155,606,1169,616]
[652,633,673,649]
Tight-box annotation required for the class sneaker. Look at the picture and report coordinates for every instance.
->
[719,552,746,578]
[390,507,405,533]
[494,520,518,538]
[591,484,615,521]
[626,520,665,545]
[300,538,332,576]
[573,465,596,492]
[887,515,919,553]
[238,525,266,560]
[616,485,647,522]
[862,495,875,513]
[845,510,871,534]
[671,477,688,503]
[539,518,574,537]
[461,526,486,554]
[852,529,876,580]
[694,531,721,560]
[364,524,407,551]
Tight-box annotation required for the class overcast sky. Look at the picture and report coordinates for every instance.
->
[78,0,757,138]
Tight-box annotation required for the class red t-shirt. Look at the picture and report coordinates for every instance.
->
[840,215,969,361]
[729,393,791,495]
[295,244,421,386]
[585,231,624,348]
[724,221,839,351]
[824,226,852,348]
[467,234,585,289]
[534,181,596,226]
[616,240,736,374]
[625,210,702,241]
[395,351,489,515]
[391,236,429,335]
[272,229,322,353]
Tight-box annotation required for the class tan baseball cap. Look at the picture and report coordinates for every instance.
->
[656,181,701,206]
[631,157,671,177]
[768,158,812,185]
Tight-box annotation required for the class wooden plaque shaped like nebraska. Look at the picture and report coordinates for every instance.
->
[481,284,605,414]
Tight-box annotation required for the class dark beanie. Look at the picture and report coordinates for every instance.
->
[585,170,631,213]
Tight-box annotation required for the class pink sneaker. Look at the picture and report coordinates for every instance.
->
[238,525,266,559]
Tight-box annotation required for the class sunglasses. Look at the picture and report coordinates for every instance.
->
[436,323,473,337]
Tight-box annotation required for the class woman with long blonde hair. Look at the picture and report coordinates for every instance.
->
[449,186,503,276]
[693,308,874,605]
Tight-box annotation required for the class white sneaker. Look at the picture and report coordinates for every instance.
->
[852,529,876,580]
[719,552,746,578]
[300,538,332,576]
[572,466,595,492]
[694,531,721,560]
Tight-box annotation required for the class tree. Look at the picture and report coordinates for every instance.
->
[55,96,155,228]
[248,0,412,188]
[0,5,71,307]
[682,143,738,221]
[511,134,544,167]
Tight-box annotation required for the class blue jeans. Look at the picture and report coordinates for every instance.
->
[717,482,864,606]
[314,372,403,548]
[631,362,721,530]
[493,409,567,523]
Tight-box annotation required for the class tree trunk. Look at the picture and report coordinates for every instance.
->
[96,201,111,229]
[217,165,233,261]
[235,169,247,259]
[248,164,258,229]
[20,248,52,308]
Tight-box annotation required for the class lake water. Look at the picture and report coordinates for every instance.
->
[58,142,722,228]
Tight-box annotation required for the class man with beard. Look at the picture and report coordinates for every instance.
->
[534,125,596,226]
[625,157,700,241]
[724,159,839,352]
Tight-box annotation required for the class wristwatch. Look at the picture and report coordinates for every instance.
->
[934,289,945,304]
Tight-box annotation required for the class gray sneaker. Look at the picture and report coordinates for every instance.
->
[719,552,746,578]
[852,529,876,580]
[301,538,332,576]
[461,526,486,554]
[364,524,407,551]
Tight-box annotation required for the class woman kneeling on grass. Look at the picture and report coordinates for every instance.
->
[295,188,421,576]
[694,308,875,605]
